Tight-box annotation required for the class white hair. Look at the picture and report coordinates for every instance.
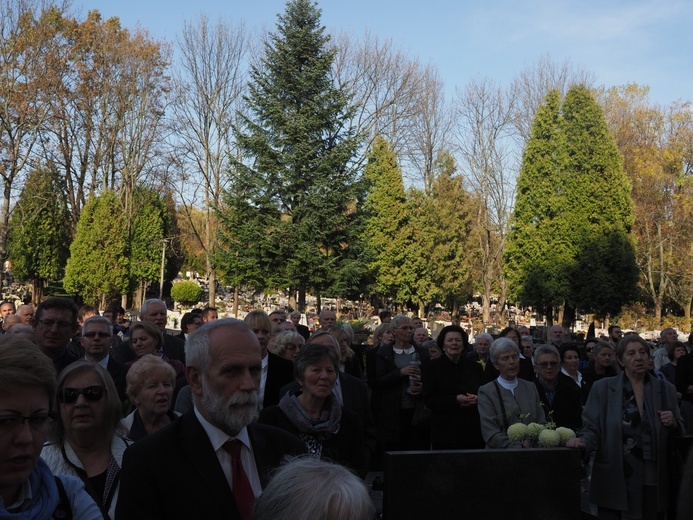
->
[254,457,374,520]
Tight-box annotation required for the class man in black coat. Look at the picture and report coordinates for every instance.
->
[116,319,305,520]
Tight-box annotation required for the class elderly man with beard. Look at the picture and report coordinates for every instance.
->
[116,319,305,520]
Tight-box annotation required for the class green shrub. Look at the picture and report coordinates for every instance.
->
[171,280,202,305]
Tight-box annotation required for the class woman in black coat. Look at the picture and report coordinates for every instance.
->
[423,325,484,449]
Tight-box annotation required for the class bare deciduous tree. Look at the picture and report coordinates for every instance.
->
[169,15,250,306]
[454,77,517,326]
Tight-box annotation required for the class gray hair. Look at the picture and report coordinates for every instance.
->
[489,337,520,365]
[273,330,305,358]
[254,457,375,520]
[391,314,411,329]
[82,316,113,337]
[293,343,339,382]
[308,330,339,348]
[593,339,614,357]
[660,327,676,340]
[475,332,493,344]
[186,318,252,375]
[532,344,560,364]
[126,354,176,401]
[340,323,354,343]
[289,310,302,319]
[140,299,166,319]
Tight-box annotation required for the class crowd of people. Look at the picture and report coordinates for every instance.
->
[0,297,691,519]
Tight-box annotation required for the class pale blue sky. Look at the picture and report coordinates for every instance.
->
[77,0,691,106]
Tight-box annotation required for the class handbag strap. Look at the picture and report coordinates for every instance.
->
[493,380,510,431]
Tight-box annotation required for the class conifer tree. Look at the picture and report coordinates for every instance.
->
[8,164,70,303]
[505,86,637,319]
[228,0,361,307]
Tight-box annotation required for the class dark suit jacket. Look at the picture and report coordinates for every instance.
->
[279,372,376,466]
[258,403,365,477]
[534,375,583,431]
[263,352,294,408]
[113,332,186,364]
[115,412,306,520]
[106,356,130,403]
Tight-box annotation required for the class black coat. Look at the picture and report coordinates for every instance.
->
[374,344,430,442]
[534,375,583,431]
[423,354,484,449]
[280,372,376,466]
[258,402,366,477]
[116,412,305,520]
[106,356,130,403]
[263,352,295,408]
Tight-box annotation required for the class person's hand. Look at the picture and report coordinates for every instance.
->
[457,393,477,407]
[566,438,586,449]
[400,366,419,377]
[658,410,676,428]
[409,381,423,396]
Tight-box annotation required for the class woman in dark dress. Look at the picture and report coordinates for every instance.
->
[258,343,365,477]
[423,325,484,449]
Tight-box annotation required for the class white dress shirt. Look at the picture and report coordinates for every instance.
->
[194,406,262,497]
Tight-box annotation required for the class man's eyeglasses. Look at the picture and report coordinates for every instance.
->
[83,331,111,339]
[59,386,106,404]
[536,362,559,368]
[38,319,74,329]
[396,326,414,330]
[0,412,57,436]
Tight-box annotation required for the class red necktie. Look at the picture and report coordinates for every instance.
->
[222,439,255,520]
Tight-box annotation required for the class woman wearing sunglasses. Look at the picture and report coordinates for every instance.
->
[0,338,102,518]
[42,360,129,520]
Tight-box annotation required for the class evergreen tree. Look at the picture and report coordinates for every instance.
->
[63,191,129,306]
[228,0,361,307]
[428,151,475,312]
[505,86,637,319]
[561,85,637,317]
[363,136,411,304]
[505,89,569,313]
[8,164,71,303]
[129,187,169,305]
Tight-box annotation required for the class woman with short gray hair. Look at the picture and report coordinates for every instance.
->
[254,457,374,520]
[477,338,545,448]
[258,344,365,476]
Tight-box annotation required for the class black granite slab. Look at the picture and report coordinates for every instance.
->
[383,448,582,520]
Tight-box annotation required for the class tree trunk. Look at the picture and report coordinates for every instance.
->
[298,286,306,312]
[233,287,239,317]
[654,299,663,327]
[562,304,575,330]
[482,293,492,327]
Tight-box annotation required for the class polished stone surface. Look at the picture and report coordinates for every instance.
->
[383,448,582,520]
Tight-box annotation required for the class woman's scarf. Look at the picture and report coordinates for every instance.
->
[0,458,59,519]
[278,391,342,442]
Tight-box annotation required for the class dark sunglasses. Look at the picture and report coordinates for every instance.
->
[60,386,106,404]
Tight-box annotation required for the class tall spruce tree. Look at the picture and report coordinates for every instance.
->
[505,86,637,319]
[228,0,361,308]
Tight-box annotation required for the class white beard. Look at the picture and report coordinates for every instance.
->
[200,381,259,436]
